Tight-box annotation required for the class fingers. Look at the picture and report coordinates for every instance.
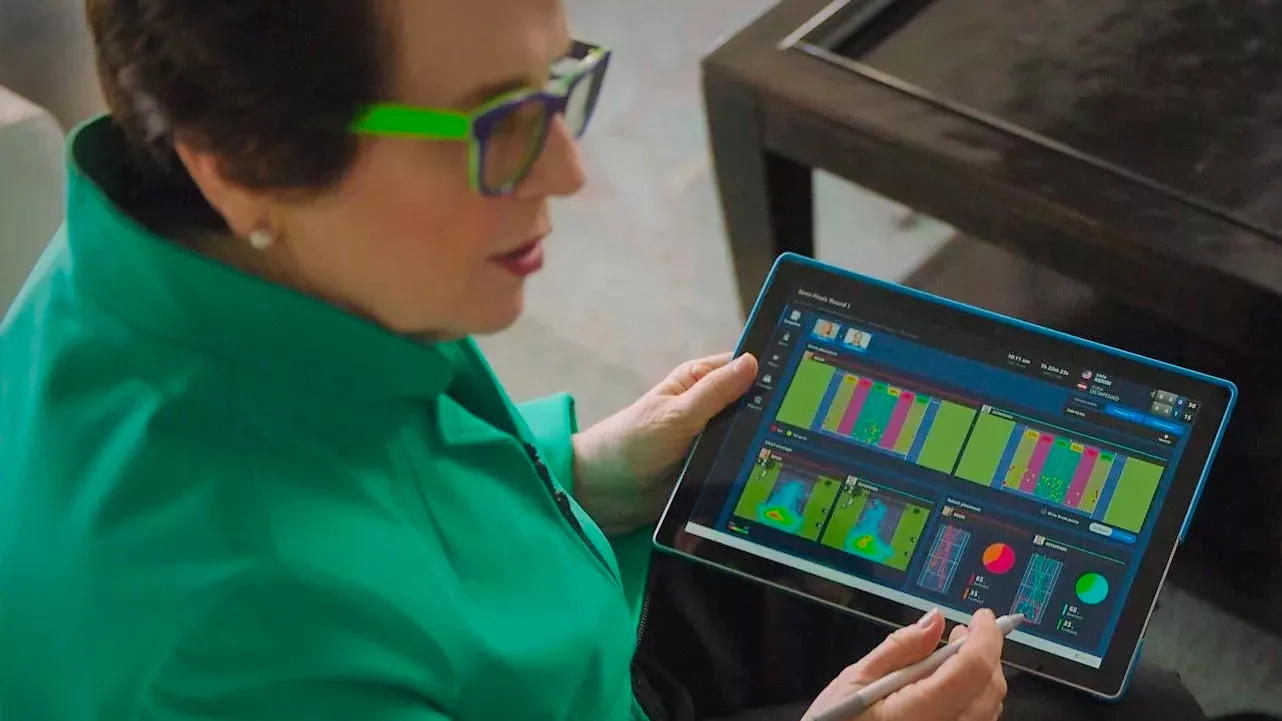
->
[671,353,757,422]
[847,608,946,683]
[958,667,1007,721]
[696,351,735,369]
[804,610,946,721]
[953,609,1004,673]
[949,624,969,644]
[656,353,734,394]
[874,610,1005,721]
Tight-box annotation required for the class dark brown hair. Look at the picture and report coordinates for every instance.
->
[86,0,393,194]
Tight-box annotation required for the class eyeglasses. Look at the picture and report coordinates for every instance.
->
[349,40,610,197]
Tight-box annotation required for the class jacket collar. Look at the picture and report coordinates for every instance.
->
[64,115,456,402]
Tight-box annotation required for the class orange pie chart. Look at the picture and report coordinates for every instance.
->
[982,543,1016,574]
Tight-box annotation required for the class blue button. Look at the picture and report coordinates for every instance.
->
[1105,405,1144,423]
[1144,416,1185,435]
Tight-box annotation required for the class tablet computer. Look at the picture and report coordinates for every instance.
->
[655,253,1236,699]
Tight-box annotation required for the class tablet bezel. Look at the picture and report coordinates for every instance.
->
[655,253,1237,699]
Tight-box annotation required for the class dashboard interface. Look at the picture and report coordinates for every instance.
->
[684,287,1208,669]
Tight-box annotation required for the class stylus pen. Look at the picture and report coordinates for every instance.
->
[809,613,1025,721]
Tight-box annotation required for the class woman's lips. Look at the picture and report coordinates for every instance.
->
[490,238,545,277]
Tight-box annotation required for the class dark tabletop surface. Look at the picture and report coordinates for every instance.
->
[853,0,1282,240]
[704,0,1282,355]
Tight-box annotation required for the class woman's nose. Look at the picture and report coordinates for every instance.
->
[515,116,586,199]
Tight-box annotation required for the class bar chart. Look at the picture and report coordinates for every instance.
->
[953,408,1165,533]
[775,353,976,475]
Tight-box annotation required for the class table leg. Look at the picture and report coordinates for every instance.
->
[703,72,814,318]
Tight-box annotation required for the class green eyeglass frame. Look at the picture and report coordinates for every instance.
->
[350,40,611,196]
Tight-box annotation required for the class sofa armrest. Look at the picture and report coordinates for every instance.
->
[0,86,65,313]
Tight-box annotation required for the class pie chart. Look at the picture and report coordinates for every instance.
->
[982,543,1016,574]
[1076,573,1110,605]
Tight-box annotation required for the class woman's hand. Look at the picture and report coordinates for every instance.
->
[572,352,758,535]
[803,609,1008,721]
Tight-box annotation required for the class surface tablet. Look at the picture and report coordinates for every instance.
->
[655,253,1236,699]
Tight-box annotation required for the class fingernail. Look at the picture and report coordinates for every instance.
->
[733,354,752,370]
[917,607,940,627]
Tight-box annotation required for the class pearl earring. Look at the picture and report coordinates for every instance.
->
[248,229,274,251]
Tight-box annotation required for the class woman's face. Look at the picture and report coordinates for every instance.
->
[272,0,585,336]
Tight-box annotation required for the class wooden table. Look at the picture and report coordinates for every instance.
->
[703,0,1282,630]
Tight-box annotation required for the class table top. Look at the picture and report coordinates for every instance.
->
[704,0,1282,355]
[853,0,1282,240]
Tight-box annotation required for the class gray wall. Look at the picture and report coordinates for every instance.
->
[0,0,100,310]
[0,0,105,129]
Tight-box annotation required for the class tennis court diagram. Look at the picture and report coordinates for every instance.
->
[916,524,970,594]
[1010,554,1064,624]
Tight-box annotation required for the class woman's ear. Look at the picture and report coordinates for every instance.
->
[173,140,271,239]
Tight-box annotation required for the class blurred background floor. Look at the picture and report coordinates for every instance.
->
[0,0,1278,715]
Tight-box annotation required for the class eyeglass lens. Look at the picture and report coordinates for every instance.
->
[481,59,604,192]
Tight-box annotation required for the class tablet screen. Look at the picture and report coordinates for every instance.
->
[673,265,1232,677]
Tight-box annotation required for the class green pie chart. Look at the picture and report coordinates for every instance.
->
[1075,573,1110,605]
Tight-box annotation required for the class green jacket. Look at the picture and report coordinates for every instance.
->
[0,117,654,720]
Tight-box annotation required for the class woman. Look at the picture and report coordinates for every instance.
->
[0,1,1207,720]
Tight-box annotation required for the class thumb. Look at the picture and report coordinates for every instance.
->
[850,608,946,683]
[675,353,758,422]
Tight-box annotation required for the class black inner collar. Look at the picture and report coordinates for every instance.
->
[73,118,228,239]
